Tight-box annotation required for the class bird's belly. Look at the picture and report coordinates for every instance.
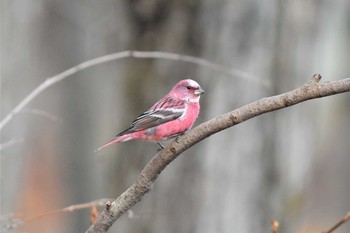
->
[152,105,199,140]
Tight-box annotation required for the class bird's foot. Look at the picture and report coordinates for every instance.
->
[175,133,184,143]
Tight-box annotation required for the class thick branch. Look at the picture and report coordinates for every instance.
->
[86,74,350,232]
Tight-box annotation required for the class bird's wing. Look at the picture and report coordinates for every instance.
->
[117,97,187,136]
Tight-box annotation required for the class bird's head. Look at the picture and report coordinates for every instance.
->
[170,79,205,102]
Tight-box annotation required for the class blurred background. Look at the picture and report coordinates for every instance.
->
[1,0,350,232]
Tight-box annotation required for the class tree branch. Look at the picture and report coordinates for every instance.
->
[24,198,114,223]
[86,74,350,232]
[0,50,264,131]
[323,212,350,233]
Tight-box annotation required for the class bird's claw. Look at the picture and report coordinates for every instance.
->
[175,133,184,143]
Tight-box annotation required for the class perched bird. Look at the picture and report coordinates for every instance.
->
[95,79,204,152]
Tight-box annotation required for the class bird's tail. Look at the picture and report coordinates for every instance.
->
[94,135,132,152]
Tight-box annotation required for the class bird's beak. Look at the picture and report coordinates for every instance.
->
[194,87,205,95]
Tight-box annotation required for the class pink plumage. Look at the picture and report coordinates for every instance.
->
[95,79,204,152]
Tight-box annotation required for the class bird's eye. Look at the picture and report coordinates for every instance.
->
[186,86,192,90]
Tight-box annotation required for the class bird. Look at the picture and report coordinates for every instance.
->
[94,79,205,152]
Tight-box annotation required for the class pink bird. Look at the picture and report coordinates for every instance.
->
[95,79,205,152]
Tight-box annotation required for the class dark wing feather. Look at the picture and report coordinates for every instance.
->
[117,99,186,136]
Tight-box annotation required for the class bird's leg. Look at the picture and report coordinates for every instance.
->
[157,142,165,151]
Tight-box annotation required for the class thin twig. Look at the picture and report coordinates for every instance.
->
[25,198,113,223]
[86,75,350,232]
[129,51,266,86]
[0,50,265,131]
[0,138,24,152]
[0,199,113,232]
[21,108,63,123]
[323,212,350,233]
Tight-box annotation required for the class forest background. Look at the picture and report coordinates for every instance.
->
[1,1,350,232]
